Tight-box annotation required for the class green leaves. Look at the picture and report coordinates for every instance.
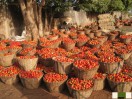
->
[109,0,125,11]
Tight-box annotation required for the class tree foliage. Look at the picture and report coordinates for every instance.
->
[109,0,125,11]
[78,0,111,13]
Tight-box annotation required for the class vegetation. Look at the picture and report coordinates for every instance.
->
[0,0,132,41]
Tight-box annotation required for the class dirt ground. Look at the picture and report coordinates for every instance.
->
[0,81,112,99]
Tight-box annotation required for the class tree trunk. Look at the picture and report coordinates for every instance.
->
[19,0,41,41]
[38,6,43,37]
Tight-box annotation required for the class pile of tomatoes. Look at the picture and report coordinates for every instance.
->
[54,56,74,63]
[0,66,20,77]
[43,73,67,83]
[19,70,43,78]
[108,73,132,82]
[74,59,98,70]
[67,78,94,90]
[100,55,122,63]
[94,73,106,79]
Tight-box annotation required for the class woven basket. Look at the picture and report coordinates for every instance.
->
[0,54,15,67]
[74,65,99,80]
[53,57,73,74]
[93,74,106,90]
[17,57,38,71]
[94,31,102,37]
[76,40,87,47]
[53,40,61,48]
[41,57,54,67]
[9,47,22,54]
[0,49,8,55]
[43,77,67,93]
[48,35,58,41]
[108,33,117,40]
[107,78,132,92]
[19,48,36,56]
[99,61,123,74]
[90,43,101,48]
[87,33,94,38]
[20,75,43,89]
[67,81,93,99]
[85,29,91,35]
[22,44,36,49]
[0,74,19,85]
[63,42,75,51]
[121,38,131,44]
[118,52,132,60]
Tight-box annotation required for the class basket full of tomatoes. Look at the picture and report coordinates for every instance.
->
[107,73,132,92]
[43,73,68,92]
[19,48,36,56]
[7,46,22,54]
[0,52,16,67]
[67,78,94,99]
[62,38,76,51]
[73,59,99,80]
[93,73,106,90]
[99,56,123,74]
[0,66,20,85]
[120,34,132,44]
[19,70,43,89]
[53,56,74,74]
[115,48,132,60]
[17,56,38,71]
[76,35,89,47]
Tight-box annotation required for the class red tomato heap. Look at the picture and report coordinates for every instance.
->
[54,56,74,63]
[18,56,36,59]
[63,38,75,44]
[44,73,67,82]
[0,66,20,77]
[4,52,13,56]
[115,48,130,54]
[126,43,132,51]
[37,48,55,55]
[41,52,58,59]
[108,73,132,82]
[19,48,36,55]
[67,78,94,90]
[80,46,91,51]
[85,51,98,61]
[22,41,36,47]
[10,41,21,46]
[69,47,81,54]
[100,56,122,63]
[74,59,98,70]
[120,35,132,39]
[7,46,21,49]
[94,73,106,79]
[76,35,89,42]
[70,52,86,59]
[97,51,115,58]
[113,42,125,49]
[122,65,132,74]
[89,39,100,45]
[19,71,43,78]
[55,48,67,56]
